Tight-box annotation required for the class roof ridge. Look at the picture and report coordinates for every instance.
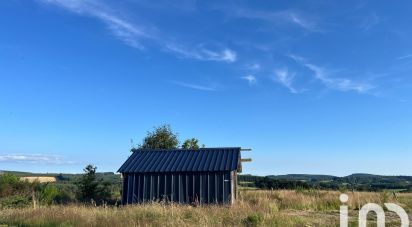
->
[133,147,241,152]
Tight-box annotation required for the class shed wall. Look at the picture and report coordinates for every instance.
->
[122,172,232,204]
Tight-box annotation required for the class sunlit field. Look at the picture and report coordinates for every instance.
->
[1,190,411,226]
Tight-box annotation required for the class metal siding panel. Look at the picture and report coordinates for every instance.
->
[207,174,211,203]
[183,174,187,203]
[194,174,200,203]
[199,174,203,204]
[201,173,208,204]
[132,174,136,203]
[158,174,164,201]
[127,175,133,203]
[215,173,219,203]
[217,173,224,203]
[149,175,153,201]
[150,174,156,201]
[122,174,128,204]
[139,174,144,202]
[156,174,160,201]
[224,172,230,203]
[166,174,172,201]
[188,173,194,203]
[210,174,216,203]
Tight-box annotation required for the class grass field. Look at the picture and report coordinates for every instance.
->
[0,190,411,226]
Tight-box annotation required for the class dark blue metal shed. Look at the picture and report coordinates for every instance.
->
[118,147,242,204]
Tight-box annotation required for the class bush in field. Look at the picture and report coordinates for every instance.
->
[38,184,59,205]
[0,174,36,208]
[243,213,264,226]
[0,195,31,209]
[0,173,32,197]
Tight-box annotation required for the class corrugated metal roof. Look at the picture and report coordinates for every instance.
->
[118,147,241,173]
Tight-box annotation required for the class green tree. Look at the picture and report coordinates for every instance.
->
[76,165,99,203]
[182,138,200,149]
[135,124,179,150]
[76,165,112,204]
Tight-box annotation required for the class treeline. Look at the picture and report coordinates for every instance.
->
[239,174,412,192]
[0,165,121,209]
[239,175,310,190]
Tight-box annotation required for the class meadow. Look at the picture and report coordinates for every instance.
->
[0,190,411,227]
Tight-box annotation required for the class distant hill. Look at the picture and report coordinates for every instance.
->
[268,174,336,181]
[0,170,122,185]
[2,170,411,192]
[240,173,412,192]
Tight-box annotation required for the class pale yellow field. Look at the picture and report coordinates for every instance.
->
[21,176,56,183]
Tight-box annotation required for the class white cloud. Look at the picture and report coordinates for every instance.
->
[170,81,216,91]
[290,55,374,93]
[242,75,257,85]
[247,63,261,70]
[231,8,318,31]
[289,13,315,31]
[360,13,381,31]
[165,44,236,63]
[397,54,412,60]
[220,49,237,62]
[274,69,300,94]
[39,0,237,62]
[39,0,150,49]
[0,154,73,164]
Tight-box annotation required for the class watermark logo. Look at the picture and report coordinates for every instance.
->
[340,193,410,227]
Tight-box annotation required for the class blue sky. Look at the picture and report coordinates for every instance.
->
[1,0,412,176]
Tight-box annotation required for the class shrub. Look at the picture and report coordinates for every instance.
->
[0,195,31,209]
[243,213,264,227]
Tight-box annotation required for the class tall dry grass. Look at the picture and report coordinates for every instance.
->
[0,190,411,226]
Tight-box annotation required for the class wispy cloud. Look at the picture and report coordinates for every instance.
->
[0,154,73,164]
[247,63,261,70]
[165,43,237,63]
[39,0,236,62]
[360,12,381,31]
[40,0,151,49]
[230,8,318,31]
[289,13,315,31]
[170,81,216,91]
[274,69,300,94]
[290,55,374,93]
[242,75,257,85]
[397,54,412,60]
